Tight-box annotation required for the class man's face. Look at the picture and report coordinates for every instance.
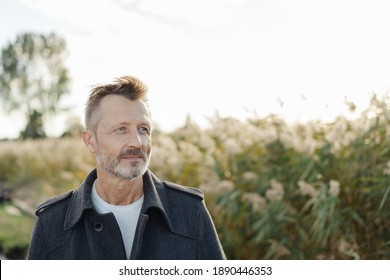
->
[85,95,152,180]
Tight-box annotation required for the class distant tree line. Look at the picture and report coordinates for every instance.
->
[0,32,71,139]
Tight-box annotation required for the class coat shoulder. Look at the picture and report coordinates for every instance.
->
[163,181,204,200]
[35,190,73,216]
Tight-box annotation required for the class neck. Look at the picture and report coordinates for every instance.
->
[95,167,144,205]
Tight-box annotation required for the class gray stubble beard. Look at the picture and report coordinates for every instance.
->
[96,149,150,180]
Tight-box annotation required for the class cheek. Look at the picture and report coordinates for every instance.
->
[96,140,122,158]
[142,137,152,153]
[140,133,151,143]
[97,131,126,149]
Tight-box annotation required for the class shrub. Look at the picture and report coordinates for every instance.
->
[1,95,390,259]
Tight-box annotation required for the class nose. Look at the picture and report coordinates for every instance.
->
[127,128,143,149]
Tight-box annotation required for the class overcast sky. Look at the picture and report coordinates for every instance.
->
[1,0,390,138]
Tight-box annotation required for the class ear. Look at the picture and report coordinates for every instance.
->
[82,130,97,153]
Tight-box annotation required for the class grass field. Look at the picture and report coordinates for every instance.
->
[1,94,390,259]
[0,202,34,259]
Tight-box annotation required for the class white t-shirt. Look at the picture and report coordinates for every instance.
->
[91,180,144,259]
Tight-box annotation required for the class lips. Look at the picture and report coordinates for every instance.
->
[121,155,143,160]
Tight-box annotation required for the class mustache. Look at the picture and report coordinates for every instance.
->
[119,148,147,159]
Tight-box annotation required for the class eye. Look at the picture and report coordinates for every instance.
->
[138,126,150,135]
[115,126,127,133]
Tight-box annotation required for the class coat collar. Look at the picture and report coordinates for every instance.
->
[64,169,173,232]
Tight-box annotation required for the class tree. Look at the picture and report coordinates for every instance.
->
[0,32,70,139]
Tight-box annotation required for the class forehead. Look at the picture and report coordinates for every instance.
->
[98,95,150,125]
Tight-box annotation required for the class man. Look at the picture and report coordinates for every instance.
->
[27,76,225,260]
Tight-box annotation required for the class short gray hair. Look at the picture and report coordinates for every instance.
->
[85,75,148,131]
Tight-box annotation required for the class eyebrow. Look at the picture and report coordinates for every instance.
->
[110,120,151,129]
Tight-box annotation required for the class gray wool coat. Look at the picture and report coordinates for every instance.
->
[27,169,226,260]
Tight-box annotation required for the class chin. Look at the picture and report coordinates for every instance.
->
[114,165,148,180]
